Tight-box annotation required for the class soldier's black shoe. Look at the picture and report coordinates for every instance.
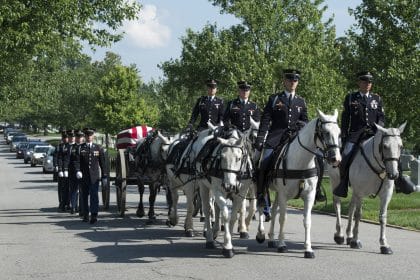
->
[90,215,98,224]
[257,194,267,208]
[70,208,74,214]
[333,180,348,198]
[82,216,89,222]
[315,189,326,202]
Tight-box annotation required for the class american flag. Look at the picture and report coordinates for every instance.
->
[116,125,154,149]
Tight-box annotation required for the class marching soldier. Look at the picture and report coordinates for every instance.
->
[76,128,108,224]
[56,130,70,211]
[254,69,326,207]
[223,81,260,132]
[68,130,84,214]
[187,79,224,130]
[333,71,385,197]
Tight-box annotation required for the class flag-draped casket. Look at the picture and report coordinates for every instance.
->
[116,125,154,149]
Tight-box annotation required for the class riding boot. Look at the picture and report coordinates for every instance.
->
[315,184,326,202]
[256,170,267,208]
[395,175,417,194]
[333,147,354,198]
[315,155,326,202]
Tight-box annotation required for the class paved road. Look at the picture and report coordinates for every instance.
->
[1,139,420,280]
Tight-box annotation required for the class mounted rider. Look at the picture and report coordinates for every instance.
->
[254,69,326,208]
[334,71,417,197]
[223,80,260,132]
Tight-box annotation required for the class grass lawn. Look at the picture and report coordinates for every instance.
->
[285,177,420,231]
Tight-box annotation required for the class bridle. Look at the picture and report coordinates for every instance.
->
[297,118,340,160]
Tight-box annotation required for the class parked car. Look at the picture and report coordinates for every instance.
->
[22,141,49,164]
[10,134,28,152]
[16,142,28,159]
[30,145,52,167]
[6,131,22,144]
[42,146,56,173]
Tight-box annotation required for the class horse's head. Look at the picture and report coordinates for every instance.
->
[216,135,247,193]
[157,131,177,161]
[374,122,406,180]
[316,109,342,167]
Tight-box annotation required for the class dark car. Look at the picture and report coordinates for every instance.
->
[22,141,49,164]
[16,142,29,159]
[10,134,28,152]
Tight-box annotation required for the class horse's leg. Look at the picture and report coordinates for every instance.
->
[277,194,288,253]
[268,191,279,248]
[200,184,215,249]
[165,185,172,216]
[213,200,220,239]
[349,195,363,249]
[231,195,248,239]
[245,185,257,231]
[302,186,316,258]
[183,182,195,237]
[147,182,158,220]
[168,186,179,227]
[214,191,234,258]
[255,198,266,244]
[333,194,345,244]
[345,194,357,245]
[379,187,393,254]
[136,180,145,218]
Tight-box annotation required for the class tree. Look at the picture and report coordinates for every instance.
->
[342,0,419,152]
[92,61,159,136]
[159,0,347,130]
[0,0,140,102]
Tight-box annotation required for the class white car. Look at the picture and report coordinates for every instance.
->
[42,146,56,173]
[30,145,52,167]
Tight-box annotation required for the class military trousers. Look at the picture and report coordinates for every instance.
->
[81,180,99,217]
[68,175,79,211]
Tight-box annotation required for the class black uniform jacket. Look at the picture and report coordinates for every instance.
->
[257,91,308,149]
[68,143,81,176]
[76,142,107,185]
[341,91,385,143]
[223,98,261,132]
[189,96,224,129]
[57,142,70,172]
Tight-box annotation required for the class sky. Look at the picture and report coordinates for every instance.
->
[83,0,362,83]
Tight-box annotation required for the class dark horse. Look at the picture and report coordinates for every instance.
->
[134,131,173,220]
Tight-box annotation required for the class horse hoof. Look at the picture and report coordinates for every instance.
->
[221,225,225,232]
[346,237,352,245]
[334,235,345,245]
[136,209,145,218]
[206,241,216,249]
[222,248,234,258]
[185,230,194,237]
[169,217,178,226]
[277,246,288,253]
[304,251,315,259]
[148,214,156,220]
[239,232,249,239]
[256,234,265,244]
[200,217,205,222]
[380,246,393,255]
[268,241,279,248]
[165,220,172,227]
[350,240,362,249]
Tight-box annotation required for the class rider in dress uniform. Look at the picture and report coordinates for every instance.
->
[333,71,385,197]
[187,79,224,130]
[68,130,84,214]
[223,81,260,132]
[76,128,108,224]
[56,130,70,211]
[254,69,327,208]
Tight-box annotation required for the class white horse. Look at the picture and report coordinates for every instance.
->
[199,127,255,257]
[256,109,341,258]
[329,123,408,254]
[159,125,216,237]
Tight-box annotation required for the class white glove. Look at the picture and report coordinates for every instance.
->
[54,166,58,172]
[76,171,83,179]
[63,171,68,177]
[58,171,64,177]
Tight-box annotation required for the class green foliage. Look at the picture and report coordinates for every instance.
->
[341,0,419,153]
[92,60,160,135]
[159,0,347,130]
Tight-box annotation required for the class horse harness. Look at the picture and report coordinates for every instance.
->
[272,118,339,198]
[359,133,401,198]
